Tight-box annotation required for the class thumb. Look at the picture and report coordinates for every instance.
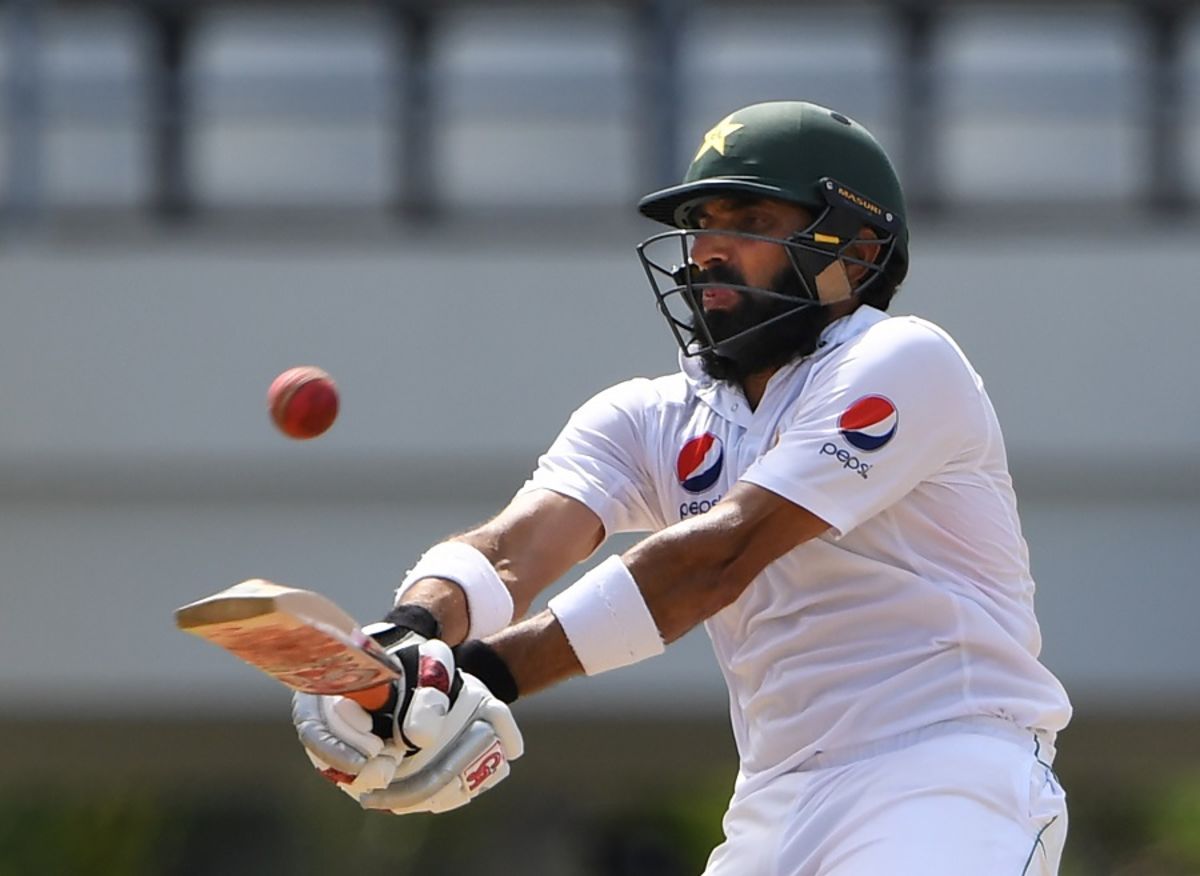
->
[347,750,400,797]
[402,687,451,749]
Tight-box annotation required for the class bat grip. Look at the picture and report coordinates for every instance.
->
[345,683,392,712]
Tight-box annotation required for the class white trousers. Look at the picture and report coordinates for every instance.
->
[703,718,1067,876]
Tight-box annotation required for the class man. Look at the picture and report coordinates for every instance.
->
[292,101,1071,875]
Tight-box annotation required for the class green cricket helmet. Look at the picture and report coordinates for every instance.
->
[635,101,909,361]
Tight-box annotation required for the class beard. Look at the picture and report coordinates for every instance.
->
[692,262,829,384]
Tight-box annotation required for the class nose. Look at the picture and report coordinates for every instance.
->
[689,229,735,269]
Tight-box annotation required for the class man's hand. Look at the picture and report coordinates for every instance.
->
[291,634,448,777]
[357,671,523,814]
[292,633,523,813]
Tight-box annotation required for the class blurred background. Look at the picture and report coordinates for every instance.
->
[2,0,1199,873]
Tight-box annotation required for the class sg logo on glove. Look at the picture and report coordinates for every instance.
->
[465,741,506,792]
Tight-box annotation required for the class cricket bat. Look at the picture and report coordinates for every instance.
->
[175,579,398,710]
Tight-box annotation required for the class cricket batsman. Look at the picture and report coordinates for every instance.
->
[292,101,1071,874]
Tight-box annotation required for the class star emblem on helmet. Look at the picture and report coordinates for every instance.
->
[694,115,745,161]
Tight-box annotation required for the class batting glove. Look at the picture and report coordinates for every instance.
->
[292,609,524,813]
[292,605,444,785]
[357,666,523,814]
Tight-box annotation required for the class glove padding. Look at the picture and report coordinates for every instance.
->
[293,637,522,814]
[293,636,454,780]
[358,672,522,814]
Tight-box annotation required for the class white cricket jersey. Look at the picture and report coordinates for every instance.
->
[520,305,1071,788]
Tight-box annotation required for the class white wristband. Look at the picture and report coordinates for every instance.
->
[397,542,514,640]
[548,555,665,676]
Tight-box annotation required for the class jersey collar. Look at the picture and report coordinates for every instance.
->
[819,303,888,350]
[681,305,890,425]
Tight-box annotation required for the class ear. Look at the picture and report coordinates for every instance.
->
[842,226,882,287]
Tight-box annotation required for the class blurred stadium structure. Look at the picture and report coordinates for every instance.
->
[3,0,1200,221]
[2,2,1200,874]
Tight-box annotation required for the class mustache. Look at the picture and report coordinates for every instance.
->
[672,262,748,289]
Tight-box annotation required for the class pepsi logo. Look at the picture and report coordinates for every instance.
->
[677,433,724,494]
[838,395,898,452]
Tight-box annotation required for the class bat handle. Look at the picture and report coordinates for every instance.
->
[345,683,392,712]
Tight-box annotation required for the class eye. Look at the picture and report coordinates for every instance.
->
[738,212,771,232]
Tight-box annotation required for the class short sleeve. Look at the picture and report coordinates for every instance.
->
[518,380,660,537]
[741,320,983,537]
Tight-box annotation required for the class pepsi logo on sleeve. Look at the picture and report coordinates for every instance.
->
[677,433,725,493]
[838,396,898,452]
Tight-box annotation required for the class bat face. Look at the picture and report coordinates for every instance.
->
[175,580,399,708]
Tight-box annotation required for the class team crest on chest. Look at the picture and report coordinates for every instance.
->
[677,433,724,494]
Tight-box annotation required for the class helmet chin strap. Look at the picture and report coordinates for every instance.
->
[814,262,853,304]
[787,204,869,306]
